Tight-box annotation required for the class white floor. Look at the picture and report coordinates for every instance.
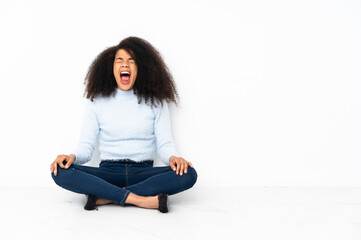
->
[1,186,360,240]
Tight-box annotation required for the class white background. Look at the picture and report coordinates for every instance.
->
[0,0,360,188]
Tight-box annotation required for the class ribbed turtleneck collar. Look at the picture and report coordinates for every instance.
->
[116,88,135,97]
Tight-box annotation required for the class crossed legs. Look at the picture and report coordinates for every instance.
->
[51,161,197,210]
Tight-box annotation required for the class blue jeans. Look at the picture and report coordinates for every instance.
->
[51,159,198,205]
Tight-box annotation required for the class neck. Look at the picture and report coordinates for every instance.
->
[116,87,134,95]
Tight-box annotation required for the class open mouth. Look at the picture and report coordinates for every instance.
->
[120,71,130,83]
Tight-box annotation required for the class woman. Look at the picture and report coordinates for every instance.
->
[50,37,197,213]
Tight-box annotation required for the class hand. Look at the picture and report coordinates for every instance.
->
[50,154,76,176]
[169,156,194,176]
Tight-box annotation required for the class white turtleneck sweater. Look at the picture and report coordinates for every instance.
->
[72,88,178,165]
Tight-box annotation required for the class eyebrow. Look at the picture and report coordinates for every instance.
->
[115,57,135,60]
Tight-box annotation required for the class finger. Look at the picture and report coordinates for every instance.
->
[50,164,53,172]
[58,160,65,169]
[176,159,181,175]
[180,160,185,176]
[184,162,189,174]
[65,157,72,169]
[188,162,194,168]
[169,160,175,171]
[53,162,58,176]
[169,160,176,171]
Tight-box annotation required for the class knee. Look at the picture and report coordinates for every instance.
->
[185,167,198,189]
[51,167,74,187]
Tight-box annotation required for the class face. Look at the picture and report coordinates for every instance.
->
[113,49,138,91]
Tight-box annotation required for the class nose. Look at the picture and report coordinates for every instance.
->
[121,63,129,68]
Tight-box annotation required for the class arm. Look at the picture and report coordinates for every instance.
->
[154,102,194,175]
[154,101,179,165]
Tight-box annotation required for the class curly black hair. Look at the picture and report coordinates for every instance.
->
[84,37,179,107]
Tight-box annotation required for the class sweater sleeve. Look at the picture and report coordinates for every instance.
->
[154,101,179,165]
[72,99,100,165]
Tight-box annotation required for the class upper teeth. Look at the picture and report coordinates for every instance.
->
[121,71,130,75]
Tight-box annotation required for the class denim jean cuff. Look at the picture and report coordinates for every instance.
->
[120,190,131,206]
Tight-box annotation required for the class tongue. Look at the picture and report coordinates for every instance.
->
[121,76,130,81]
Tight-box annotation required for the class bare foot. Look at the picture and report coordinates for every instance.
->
[138,196,158,209]
[96,198,114,206]
[125,193,158,209]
